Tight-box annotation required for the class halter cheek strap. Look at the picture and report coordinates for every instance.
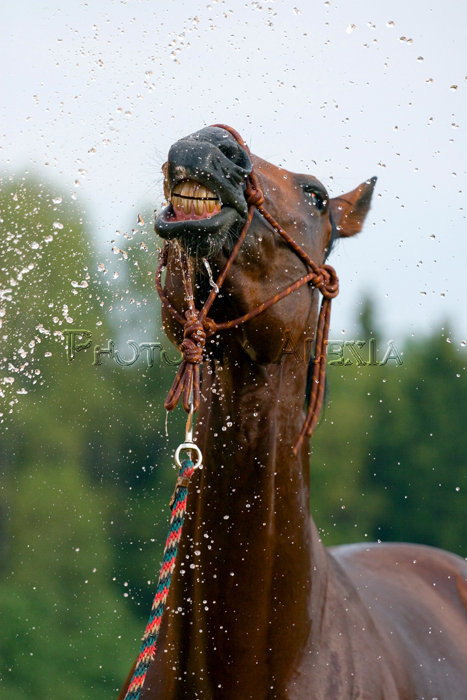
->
[155,124,338,455]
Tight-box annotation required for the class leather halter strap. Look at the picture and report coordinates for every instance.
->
[155,124,338,454]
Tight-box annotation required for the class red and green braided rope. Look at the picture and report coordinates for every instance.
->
[124,458,195,699]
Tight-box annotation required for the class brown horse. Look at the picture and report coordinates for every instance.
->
[120,126,467,699]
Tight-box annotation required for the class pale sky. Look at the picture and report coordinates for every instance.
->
[2,0,466,345]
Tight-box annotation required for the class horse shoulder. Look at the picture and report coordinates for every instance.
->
[328,542,467,697]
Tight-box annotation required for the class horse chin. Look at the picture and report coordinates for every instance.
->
[155,205,244,258]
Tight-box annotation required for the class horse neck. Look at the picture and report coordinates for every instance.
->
[187,344,329,669]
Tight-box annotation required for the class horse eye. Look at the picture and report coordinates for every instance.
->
[303,187,327,211]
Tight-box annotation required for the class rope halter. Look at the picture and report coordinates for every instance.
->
[155,124,339,455]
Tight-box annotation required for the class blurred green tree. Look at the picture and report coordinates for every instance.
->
[0,176,182,696]
[365,327,466,553]
[0,463,142,698]
[311,298,466,555]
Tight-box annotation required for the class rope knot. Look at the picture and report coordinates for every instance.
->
[203,316,217,337]
[245,178,264,207]
[180,315,206,364]
[312,272,325,291]
[317,265,339,300]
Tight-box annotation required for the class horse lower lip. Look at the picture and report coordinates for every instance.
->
[155,205,239,242]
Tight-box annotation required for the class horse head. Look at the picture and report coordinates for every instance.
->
[155,125,376,365]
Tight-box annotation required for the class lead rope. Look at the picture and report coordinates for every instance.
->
[156,123,338,454]
[123,408,202,700]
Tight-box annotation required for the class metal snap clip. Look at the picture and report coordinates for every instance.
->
[174,441,203,470]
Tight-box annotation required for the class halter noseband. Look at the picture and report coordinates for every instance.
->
[155,124,338,454]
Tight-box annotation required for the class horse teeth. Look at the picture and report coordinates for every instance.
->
[170,179,221,220]
[194,199,204,215]
[171,179,218,201]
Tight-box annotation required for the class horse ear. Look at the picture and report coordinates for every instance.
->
[329,177,377,238]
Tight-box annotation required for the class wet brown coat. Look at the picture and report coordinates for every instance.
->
[120,148,467,699]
